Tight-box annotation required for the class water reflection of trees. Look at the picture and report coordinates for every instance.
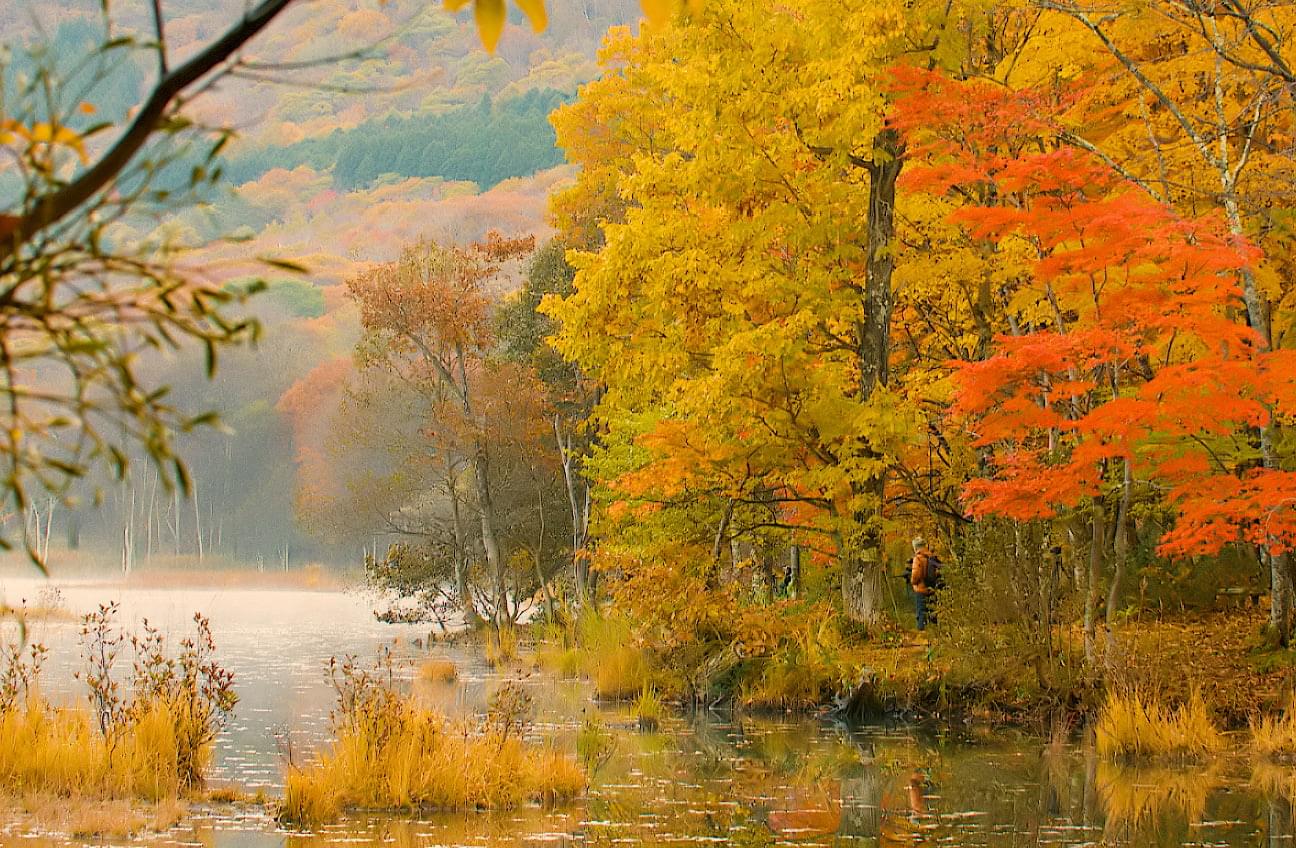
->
[152,719,1296,848]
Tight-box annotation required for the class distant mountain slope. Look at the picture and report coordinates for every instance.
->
[226,89,572,191]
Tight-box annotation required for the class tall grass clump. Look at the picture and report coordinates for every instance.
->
[0,603,236,804]
[484,627,519,667]
[634,686,663,731]
[577,612,650,700]
[1251,709,1296,760]
[534,620,581,678]
[279,654,583,828]
[1095,690,1224,760]
[417,657,458,684]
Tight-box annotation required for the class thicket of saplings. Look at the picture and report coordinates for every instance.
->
[278,650,583,827]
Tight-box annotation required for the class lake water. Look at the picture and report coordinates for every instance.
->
[0,575,1292,847]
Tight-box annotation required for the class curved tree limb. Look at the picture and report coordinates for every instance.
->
[0,0,296,266]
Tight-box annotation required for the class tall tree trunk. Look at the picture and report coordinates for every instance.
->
[555,415,591,603]
[1217,130,1288,643]
[842,126,904,625]
[840,485,888,624]
[1105,460,1133,625]
[1085,501,1105,668]
[193,479,204,563]
[1104,460,1134,667]
[532,478,555,620]
[454,348,508,627]
[471,442,507,627]
[788,544,802,599]
[447,461,482,629]
[41,497,53,563]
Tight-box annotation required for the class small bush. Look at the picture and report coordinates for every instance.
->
[417,658,458,684]
[1095,690,1223,760]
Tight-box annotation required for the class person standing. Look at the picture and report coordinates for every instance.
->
[909,537,939,631]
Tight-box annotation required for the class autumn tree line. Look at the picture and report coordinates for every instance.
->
[3,0,1295,703]
[331,0,1296,693]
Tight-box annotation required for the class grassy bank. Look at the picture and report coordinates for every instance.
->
[528,606,1295,729]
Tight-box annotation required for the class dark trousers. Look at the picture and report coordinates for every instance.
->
[915,591,931,631]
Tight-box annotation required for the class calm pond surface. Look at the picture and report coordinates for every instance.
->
[0,575,1293,847]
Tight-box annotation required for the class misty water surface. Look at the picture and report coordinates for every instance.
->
[0,576,1291,848]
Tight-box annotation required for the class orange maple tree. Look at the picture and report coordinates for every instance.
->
[894,67,1296,559]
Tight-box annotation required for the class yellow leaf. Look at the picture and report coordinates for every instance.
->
[641,0,672,26]
[514,0,548,32]
[443,0,471,9]
[475,0,505,52]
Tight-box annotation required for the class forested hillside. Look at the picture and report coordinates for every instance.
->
[2,0,641,567]
[226,89,572,191]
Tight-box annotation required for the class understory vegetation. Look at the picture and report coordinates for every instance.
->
[278,653,583,827]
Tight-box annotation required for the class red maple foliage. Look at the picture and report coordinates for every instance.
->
[893,66,1296,556]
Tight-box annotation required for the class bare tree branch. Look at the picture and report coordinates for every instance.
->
[0,0,296,266]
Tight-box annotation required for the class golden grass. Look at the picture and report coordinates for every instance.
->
[534,643,581,678]
[530,613,651,698]
[0,697,212,801]
[278,697,584,828]
[1250,709,1296,760]
[575,613,650,700]
[1095,690,1224,761]
[634,686,663,731]
[593,646,649,700]
[418,657,458,684]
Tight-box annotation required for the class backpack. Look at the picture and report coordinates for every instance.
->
[925,553,945,591]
